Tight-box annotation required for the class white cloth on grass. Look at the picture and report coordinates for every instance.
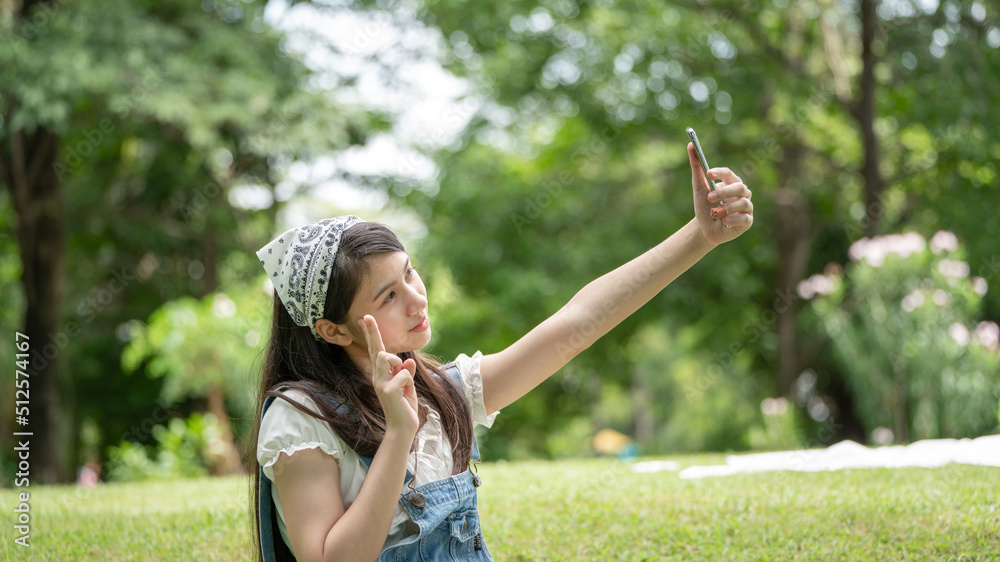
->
[671,434,1000,479]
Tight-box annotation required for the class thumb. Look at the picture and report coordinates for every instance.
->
[688,142,711,195]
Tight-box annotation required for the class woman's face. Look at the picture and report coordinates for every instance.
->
[345,251,431,354]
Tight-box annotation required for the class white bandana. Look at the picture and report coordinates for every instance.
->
[257,216,365,340]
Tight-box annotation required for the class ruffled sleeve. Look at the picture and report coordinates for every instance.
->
[452,351,499,428]
[257,388,347,481]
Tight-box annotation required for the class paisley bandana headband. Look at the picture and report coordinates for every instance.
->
[257,215,365,341]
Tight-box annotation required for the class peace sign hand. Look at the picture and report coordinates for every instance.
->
[358,315,419,438]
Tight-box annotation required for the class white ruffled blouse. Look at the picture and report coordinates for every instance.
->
[257,351,498,554]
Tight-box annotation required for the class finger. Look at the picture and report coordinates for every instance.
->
[358,318,372,355]
[707,181,750,203]
[358,315,386,356]
[722,212,754,228]
[387,355,410,377]
[722,198,753,216]
[373,351,402,385]
[708,167,742,186]
[687,142,702,175]
[399,359,417,395]
[710,194,754,219]
[688,143,713,193]
[385,352,402,371]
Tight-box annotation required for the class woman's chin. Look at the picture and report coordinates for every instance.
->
[415,328,433,351]
[397,328,432,353]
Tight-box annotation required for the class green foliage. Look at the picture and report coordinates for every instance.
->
[629,323,761,453]
[746,398,803,451]
[105,413,227,482]
[389,0,1000,458]
[542,415,593,458]
[121,281,271,431]
[393,0,830,458]
[3,0,998,480]
[805,231,1000,441]
[0,0,389,478]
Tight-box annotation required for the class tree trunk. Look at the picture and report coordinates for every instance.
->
[630,372,654,446]
[893,371,910,443]
[206,384,243,475]
[198,223,242,474]
[3,124,68,484]
[774,135,812,397]
[774,186,811,397]
[858,0,884,238]
[0,0,73,485]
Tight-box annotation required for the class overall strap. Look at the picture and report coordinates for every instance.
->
[258,393,281,562]
[310,393,398,477]
[256,387,410,562]
[355,362,481,468]
[258,363,484,559]
[441,362,482,463]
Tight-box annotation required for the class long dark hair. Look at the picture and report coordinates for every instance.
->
[249,222,474,561]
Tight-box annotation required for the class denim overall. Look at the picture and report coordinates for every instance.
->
[259,364,492,561]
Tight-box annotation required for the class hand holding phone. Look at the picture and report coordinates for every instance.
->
[686,127,730,227]
[687,127,753,236]
[686,127,718,193]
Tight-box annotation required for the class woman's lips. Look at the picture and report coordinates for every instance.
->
[410,317,429,333]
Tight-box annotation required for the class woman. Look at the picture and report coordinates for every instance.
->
[250,143,754,561]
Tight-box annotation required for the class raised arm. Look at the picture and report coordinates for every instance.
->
[479,144,754,414]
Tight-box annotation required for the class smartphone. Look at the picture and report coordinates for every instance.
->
[685,127,719,193]
[687,127,729,226]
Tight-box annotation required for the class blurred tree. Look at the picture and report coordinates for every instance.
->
[389,0,783,457]
[370,0,998,454]
[0,0,380,481]
[121,282,271,474]
[804,231,999,441]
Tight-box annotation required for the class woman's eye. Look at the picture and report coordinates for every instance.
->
[385,291,396,304]
[406,267,415,278]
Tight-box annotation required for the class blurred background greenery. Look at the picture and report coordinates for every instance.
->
[1,0,998,484]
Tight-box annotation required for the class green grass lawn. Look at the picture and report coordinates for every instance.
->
[1,454,997,560]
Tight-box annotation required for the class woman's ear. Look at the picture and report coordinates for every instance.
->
[315,319,354,347]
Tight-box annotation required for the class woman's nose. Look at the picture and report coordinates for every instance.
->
[407,287,427,315]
